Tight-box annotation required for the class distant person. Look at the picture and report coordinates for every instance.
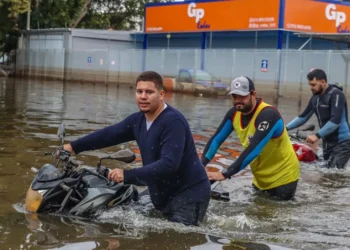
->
[202,76,300,201]
[286,68,350,169]
[63,71,211,226]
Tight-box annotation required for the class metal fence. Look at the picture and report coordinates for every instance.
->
[15,48,350,97]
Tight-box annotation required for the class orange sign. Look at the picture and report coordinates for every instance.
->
[145,0,280,33]
[284,0,350,33]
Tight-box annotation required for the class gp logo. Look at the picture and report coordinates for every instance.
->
[325,4,346,27]
[187,2,204,23]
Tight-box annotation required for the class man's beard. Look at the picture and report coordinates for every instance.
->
[235,98,253,113]
[312,86,324,95]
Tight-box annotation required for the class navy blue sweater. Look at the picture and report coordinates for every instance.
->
[71,105,210,210]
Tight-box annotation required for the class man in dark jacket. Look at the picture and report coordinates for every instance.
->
[63,71,210,226]
[286,68,350,169]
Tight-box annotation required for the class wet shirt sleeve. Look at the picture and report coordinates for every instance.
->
[124,119,186,186]
[70,114,136,154]
[286,97,314,131]
[201,108,235,166]
[222,107,285,178]
[317,90,346,138]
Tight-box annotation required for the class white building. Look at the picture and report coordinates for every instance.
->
[18,28,143,50]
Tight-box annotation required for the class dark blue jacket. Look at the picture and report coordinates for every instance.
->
[287,84,350,150]
[71,105,210,210]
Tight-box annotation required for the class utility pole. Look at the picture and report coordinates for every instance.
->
[26,0,31,30]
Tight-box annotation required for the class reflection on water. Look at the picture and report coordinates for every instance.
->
[2,211,292,250]
[1,78,350,250]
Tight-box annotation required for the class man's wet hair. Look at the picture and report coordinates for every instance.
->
[307,69,328,83]
[136,71,164,90]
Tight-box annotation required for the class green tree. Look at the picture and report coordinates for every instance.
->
[25,0,173,30]
[0,0,173,55]
[0,0,28,55]
[0,0,29,18]
[28,0,87,29]
[79,0,173,30]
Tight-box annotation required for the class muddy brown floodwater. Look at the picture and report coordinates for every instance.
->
[0,78,350,250]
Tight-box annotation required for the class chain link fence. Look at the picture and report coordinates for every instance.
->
[15,48,350,97]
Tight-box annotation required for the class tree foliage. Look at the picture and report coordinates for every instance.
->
[79,0,172,30]
[28,0,87,29]
[0,0,28,53]
[0,0,173,54]
[0,0,29,18]
[26,0,172,30]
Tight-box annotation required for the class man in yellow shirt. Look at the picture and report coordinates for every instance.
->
[202,76,300,200]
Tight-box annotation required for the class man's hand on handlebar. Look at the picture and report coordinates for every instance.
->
[54,144,74,160]
[55,148,71,159]
[63,144,74,154]
[305,134,319,144]
[108,168,124,183]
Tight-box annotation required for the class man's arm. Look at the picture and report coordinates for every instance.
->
[201,108,235,166]
[316,90,345,138]
[286,97,314,131]
[69,114,137,154]
[222,107,284,178]
[123,118,186,186]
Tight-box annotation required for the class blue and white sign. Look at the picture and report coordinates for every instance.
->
[87,56,92,65]
[261,59,268,72]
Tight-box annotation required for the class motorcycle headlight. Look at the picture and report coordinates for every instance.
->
[25,187,46,212]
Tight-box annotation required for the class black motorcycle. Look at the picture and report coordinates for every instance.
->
[25,123,139,217]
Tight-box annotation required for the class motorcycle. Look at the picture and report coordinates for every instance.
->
[289,124,319,162]
[25,123,139,217]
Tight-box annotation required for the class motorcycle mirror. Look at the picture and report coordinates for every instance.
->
[57,123,66,139]
[300,124,315,131]
[109,149,136,163]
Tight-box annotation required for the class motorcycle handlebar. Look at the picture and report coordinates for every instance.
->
[69,159,79,167]
[53,149,80,168]
[58,149,71,159]
[289,133,306,141]
[100,168,124,186]
[288,124,315,141]
[59,182,70,191]
[296,133,307,140]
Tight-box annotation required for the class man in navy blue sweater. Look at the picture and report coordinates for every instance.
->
[63,71,211,226]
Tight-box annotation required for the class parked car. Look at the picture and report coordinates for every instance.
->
[175,69,229,96]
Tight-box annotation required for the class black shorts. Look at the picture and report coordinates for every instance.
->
[252,180,298,201]
[323,140,350,169]
[162,201,209,226]
[139,188,210,226]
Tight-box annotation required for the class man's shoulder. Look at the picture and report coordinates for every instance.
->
[330,86,346,97]
[125,111,144,121]
[255,105,283,128]
[160,105,189,126]
[318,86,346,104]
[164,105,185,118]
[305,93,318,100]
[259,104,282,117]
[120,112,144,126]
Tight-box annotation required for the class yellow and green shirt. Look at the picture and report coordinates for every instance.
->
[202,99,300,190]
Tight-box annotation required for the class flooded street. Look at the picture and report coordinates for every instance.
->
[1,77,350,250]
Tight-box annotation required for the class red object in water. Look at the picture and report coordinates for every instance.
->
[292,142,317,162]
